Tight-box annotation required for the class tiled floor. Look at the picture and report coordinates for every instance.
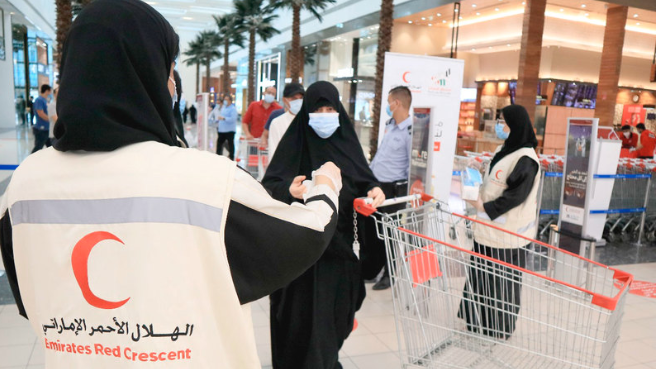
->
[1,261,655,368]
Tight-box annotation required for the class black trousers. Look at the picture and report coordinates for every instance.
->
[216,131,235,160]
[458,242,526,340]
[31,129,51,153]
[359,181,408,280]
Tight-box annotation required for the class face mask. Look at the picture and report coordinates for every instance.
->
[289,99,303,115]
[495,122,509,140]
[263,94,275,104]
[169,76,177,109]
[385,104,393,117]
[623,132,631,138]
[223,101,229,107]
[309,113,340,139]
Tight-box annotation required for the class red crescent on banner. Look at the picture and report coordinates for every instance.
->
[495,170,503,180]
[402,71,410,84]
[71,231,130,309]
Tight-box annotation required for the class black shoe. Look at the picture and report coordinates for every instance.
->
[372,276,390,290]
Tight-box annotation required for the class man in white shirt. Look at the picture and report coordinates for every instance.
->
[268,83,304,159]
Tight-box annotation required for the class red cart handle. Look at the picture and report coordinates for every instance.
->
[354,193,434,216]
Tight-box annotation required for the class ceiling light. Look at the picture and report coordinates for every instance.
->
[559,8,564,12]
[636,22,640,26]
[437,13,442,16]
[476,12,481,15]
[442,20,447,23]
[428,23,432,26]
[507,43,511,46]
[408,20,413,23]
[459,16,463,19]
[584,13,589,17]
[472,4,477,7]
[522,1,525,4]
[488,46,492,49]
[182,16,193,20]
[421,17,426,20]
[471,48,476,51]
[495,8,500,11]
[454,8,459,12]
[581,4,586,8]
[633,14,639,18]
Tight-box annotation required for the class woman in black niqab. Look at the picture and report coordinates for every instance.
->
[53,0,180,151]
[262,81,382,369]
[488,104,538,171]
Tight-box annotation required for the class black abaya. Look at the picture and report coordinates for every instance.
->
[262,81,380,369]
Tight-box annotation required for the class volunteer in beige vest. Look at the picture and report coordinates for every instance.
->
[0,1,343,367]
[461,104,541,340]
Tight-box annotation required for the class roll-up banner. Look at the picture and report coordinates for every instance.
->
[558,118,598,254]
[378,53,464,202]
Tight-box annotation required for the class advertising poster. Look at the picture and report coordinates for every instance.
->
[409,108,431,196]
[196,93,209,151]
[621,105,646,127]
[559,118,597,253]
[379,53,464,202]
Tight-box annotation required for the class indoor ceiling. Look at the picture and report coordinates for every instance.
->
[395,0,656,34]
[145,0,234,33]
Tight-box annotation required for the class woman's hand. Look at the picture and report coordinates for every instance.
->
[464,198,485,213]
[289,175,307,200]
[367,187,385,208]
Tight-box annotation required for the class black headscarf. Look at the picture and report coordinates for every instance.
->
[53,0,179,151]
[489,105,538,172]
[263,81,379,221]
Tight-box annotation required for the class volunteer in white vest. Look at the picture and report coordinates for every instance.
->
[0,1,343,368]
[461,104,541,340]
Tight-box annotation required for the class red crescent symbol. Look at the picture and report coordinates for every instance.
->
[495,170,503,180]
[71,231,130,309]
[402,71,410,84]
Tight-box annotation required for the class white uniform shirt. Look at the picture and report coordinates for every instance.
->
[268,111,296,159]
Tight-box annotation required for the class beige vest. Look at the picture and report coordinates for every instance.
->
[474,147,540,249]
[3,142,260,368]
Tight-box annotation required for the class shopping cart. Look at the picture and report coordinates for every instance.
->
[354,194,632,369]
[536,155,564,242]
[235,138,269,181]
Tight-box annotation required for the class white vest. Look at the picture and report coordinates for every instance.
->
[474,147,540,249]
[3,142,261,368]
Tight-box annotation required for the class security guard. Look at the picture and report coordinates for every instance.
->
[365,86,413,290]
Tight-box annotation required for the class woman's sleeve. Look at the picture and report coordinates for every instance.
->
[225,168,338,304]
[482,156,539,221]
[0,197,28,319]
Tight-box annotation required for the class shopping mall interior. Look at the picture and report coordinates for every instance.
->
[0,0,656,368]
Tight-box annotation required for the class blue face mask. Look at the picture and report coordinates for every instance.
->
[289,99,303,115]
[495,122,509,140]
[223,101,229,107]
[385,104,393,117]
[309,113,340,139]
[263,94,275,104]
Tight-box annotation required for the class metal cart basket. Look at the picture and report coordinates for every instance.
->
[354,194,632,369]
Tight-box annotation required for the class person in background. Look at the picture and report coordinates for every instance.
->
[1,1,343,367]
[636,123,656,159]
[363,86,413,291]
[462,104,540,340]
[27,96,34,126]
[189,103,197,124]
[16,95,27,126]
[267,83,304,159]
[172,70,188,147]
[182,103,189,123]
[47,88,58,145]
[31,84,52,153]
[242,86,281,140]
[263,81,385,369]
[620,125,638,149]
[260,107,285,148]
[210,94,238,160]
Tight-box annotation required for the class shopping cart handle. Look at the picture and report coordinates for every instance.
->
[353,193,434,216]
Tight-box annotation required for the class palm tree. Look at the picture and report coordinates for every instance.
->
[214,13,245,96]
[183,37,204,96]
[270,0,335,84]
[235,0,280,104]
[198,30,223,93]
[55,0,72,68]
[370,0,394,158]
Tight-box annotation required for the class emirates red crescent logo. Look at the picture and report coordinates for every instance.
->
[71,231,130,309]
[402,71,411,83]
[495,170,503,180]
